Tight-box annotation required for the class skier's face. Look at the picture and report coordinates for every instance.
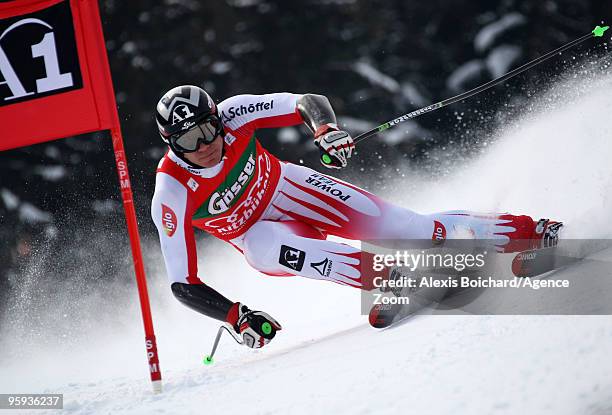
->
[182,134,223,167]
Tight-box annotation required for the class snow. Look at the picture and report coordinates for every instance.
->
[381,120,424,145]
[44,145,61,160]
[91,199,121,214]
[18,202,52,224]
[401,81,429,107]
[17,315,612,415]
[229,41,263,57]
[121,41,137,55]
[337,116,376,135]
[164,0,201,10]
[34,165,68,182]
[225,0,263,7]
[446,60,485,92]
[352,61,401,94]
[486,45,522,78]
[474,13,527,53]
[2,65,612,415]
[277,127,300,144]
[314,0,357,5]
[1,188,19,210]
[210,61,233,75]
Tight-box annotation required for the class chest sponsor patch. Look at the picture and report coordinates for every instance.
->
[193,138,257,219]
[161,204,178,237]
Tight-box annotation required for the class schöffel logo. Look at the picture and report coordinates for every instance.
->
[161,204,178,237]
[279,245,306,271]
[221,100,274,123]
[432,221,446,245]
[0,1,83,106]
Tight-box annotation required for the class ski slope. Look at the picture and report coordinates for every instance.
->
[2,70,612,415]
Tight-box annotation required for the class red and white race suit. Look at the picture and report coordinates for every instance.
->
[152,93,540,289]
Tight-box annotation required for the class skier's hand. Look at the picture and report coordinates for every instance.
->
[314,123,354,169]
[227,303,282,349]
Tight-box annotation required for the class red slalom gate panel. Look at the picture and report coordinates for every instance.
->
[0,0,162,392]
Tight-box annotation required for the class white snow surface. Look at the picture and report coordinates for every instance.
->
[2,70,612,414]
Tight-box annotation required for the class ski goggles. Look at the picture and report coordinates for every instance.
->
[169,115,223,153]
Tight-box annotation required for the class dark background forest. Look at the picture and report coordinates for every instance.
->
[0,0,610,324]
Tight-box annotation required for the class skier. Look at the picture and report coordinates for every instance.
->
[152,85,561,348]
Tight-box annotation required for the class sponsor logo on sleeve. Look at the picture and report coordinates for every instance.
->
[279,245,306,271]
[220,99,274,123]
[432,221,446,245]
[161,204,178,237]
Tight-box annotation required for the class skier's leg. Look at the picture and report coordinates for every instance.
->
[239,220,378,289]
[268,163,556,252]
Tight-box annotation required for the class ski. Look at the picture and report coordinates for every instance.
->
[369,273,459,329]
[511,240,612,278]
[511,247,571,278]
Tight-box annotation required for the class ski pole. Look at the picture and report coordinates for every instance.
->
[319,24,609,166]
[203,324,244,365]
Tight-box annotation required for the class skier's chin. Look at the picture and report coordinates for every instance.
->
[195,152,222,168]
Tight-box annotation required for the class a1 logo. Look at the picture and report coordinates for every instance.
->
[0,1,83,106]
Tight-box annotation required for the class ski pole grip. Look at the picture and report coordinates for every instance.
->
[319,148,340,167]
[261,322,273,335]
[260,321,279,339]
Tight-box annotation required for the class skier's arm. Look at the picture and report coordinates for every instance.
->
[152,173,282,347]
[170,282,233,321]
[151,173,234,322]
[218,93,304,131]
[172,284,281,348]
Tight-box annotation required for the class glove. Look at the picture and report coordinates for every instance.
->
[226,302,282,349]
[314,123,354,169]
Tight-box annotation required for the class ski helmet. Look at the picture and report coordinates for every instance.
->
[155,85,223,153]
